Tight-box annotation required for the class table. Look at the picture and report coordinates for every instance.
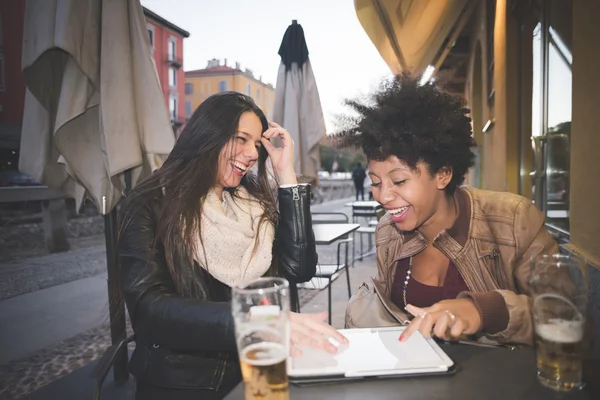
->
[225,344,597,400]
[299,223,360,290]
[344,201,382,208]
[343,201,381,260]
[313,223,360,245]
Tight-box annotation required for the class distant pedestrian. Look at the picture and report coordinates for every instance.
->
[352,162,367,200]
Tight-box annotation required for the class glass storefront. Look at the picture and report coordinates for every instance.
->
[524,0,572,238]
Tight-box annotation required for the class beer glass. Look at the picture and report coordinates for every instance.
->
[530,254,588,391]
[231,277,290,400]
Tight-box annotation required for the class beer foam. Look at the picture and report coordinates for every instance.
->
[241,342,287,366]
[536,319,584,343]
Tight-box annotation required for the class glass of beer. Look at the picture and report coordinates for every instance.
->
[530,254,588,391]
[231,277,290,400]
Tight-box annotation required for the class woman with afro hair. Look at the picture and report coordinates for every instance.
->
[338,74,558,346]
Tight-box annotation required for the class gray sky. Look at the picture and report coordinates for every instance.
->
[140,0,391,132]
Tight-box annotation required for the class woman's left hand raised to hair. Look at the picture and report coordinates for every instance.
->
[261,121,297,185]
[399,299,482,342]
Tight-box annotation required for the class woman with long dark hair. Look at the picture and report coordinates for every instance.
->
[118,92,346,399]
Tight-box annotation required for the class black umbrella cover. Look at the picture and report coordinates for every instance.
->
[278,20,309,71]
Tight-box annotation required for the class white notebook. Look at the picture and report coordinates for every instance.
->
[288,326,454,380]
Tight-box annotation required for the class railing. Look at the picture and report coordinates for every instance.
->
[167,56,183,68]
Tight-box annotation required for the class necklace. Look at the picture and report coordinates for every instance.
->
[402,256,413,308]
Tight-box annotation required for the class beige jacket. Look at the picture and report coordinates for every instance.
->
[345,186,558,345]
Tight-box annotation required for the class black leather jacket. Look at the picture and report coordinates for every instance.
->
[118,185,317,394]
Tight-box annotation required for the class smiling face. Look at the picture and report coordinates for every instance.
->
[216,111,264,192]
[368,156,452,232]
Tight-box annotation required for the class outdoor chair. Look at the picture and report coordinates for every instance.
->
[307,212,353,324]
[92,333,135,400]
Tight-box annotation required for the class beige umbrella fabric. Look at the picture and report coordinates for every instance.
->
[19,0,174,214]
[273,21,326,181]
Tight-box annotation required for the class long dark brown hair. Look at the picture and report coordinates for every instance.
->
[119,92,278,297]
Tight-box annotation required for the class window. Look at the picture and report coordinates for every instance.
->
[169,96,177,120]
[265,92,269,105]
[256,88,260,101]
[147,24,155,52]
[218,80,227,92]
[169,67,177,88]
[202,81,210,95]
[185,101,192,119]
[246,83,251,96]
[168,37,176,61]
[185,82,193,95]
[529,0,572,237]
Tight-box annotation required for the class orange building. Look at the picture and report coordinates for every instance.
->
[185,59,275,121]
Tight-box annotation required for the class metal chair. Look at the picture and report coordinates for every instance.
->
[309,212,353,324]
[354,207,386,261]
[91,333,135,400]
[351,204,378,224]
[356,226,377,261]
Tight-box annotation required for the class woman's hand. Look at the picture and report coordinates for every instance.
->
[289,311,349,357]
[399,299,482,342]
[261,121,297,185]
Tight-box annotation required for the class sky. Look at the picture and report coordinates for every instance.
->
[140,0,392,132]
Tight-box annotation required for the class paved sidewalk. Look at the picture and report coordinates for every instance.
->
[0,273,110,365]
[0,244,107,300]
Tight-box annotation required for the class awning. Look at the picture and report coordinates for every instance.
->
[354,0,474,75]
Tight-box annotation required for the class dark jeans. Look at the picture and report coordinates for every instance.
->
[354,183,365,200]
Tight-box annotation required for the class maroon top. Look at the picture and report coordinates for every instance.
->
[391,258,469,309]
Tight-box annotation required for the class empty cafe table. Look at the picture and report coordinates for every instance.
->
[313,223,361,245]
[298,223,360,290]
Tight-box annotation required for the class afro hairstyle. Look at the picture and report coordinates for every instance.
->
[333,73,476,194]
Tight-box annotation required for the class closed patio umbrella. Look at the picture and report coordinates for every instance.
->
[273,20,327,181]
[19,0,174,382]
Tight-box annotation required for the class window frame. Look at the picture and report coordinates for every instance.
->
[169,95,177,121]
[168,36,177,61]
[521,0,572,240]
[169,67,177,88]
[185,100,192,119]
[147,23,155,53]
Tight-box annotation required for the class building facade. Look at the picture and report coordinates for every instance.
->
[144,7,190,136]
[0,3,188,183]
[0,0,26,178]
[357,1,599,351]
[185,59,275,121]
[356,0,600,267]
